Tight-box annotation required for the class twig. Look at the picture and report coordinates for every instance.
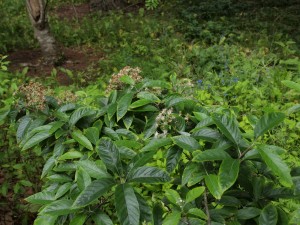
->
[202,181,211,225]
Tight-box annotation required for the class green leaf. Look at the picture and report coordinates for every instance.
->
[282,80,300,92]
[71,130,93,150]
[49,121,65,134]
[143,80,171,89]
[70,214,87,225]
[166,146,183,173]
[47,174,72,183]
[141,137,172,152]
[41,156,55,178]
[172,135,200,152]
[130,99,153,109]
[237,207,261,220]
[84,127,99,145]
[212,113,242,146]
[103,127,120,140]
[76,160,109,179]
[153,203,163,225]
[73,178,116,208]
[39,199,74,216]
[165,189,182,206]
[26,191,55,204]
[128,166,170,183]
[93,211,114,225]
[137,91,160,102]
[254,112,285,139]
[186,187,205,203]
[123,114,134,129]
[128,151,156,172]
[117,92,134,121]
[193,148,231,162]
[69,107,97,126]
[205,175,222,200]
[107,102,117,120]
[97,138,120,174]
[188,208,207,220]
[182,162,205,186]
[135,192,152,223]
[115,184,140,225]
[55,182,72,199]
[59,151,83,160]
[192,128,222,142]
[257,145,293,187]
[162,211,181,225]
[120,75,135,85]
[218,158,240,192]
[258,204,278,225]
[76,167,92,191]
[58,103,76,112]
[33,215,57,225]
[17,116,32,142]
[22,131,52,151]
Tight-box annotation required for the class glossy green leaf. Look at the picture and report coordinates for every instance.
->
[71,130,93,150]
[186,187,205,203]
[26,191,55,204]
[55,182,72,199]
[128,166,170,183]
[135,192,152,223]
[193,148,231,162]
[33,215,57,225]
[76,160,109,179]
[165,189,182,206]
[162,211,181,225]
[153,203,163,225]
[173,135,200,152]
[128,151,156,172]
[188,208,207,220]
[103,127,120,140]
[192,128,222,142]
[107,102,117,120]
[39,199,74,216]
[182,162,205,186]
[117,92,134,121]
[258,204,278,225]
[59,151,83,160]
[219,158,240,192]
[70,214,87,225]
[22,131,52,151]
[73,178,116,208]
[47,174,72,183]
[123,114,134,129]
[93,211,114,225]
[166,146,183,173]
[254,112,285,139]
[130,99,153,109]
[257,145,293,187]
[76,167,92,191]
[143,80,171,89]
[84,127,99,145]
[141,137,172,152]
[205,175,222,199]
[97,138,120,174]
[41,156,55,178]
[237,207,261,220]
[137,91,160,102]
[49,121,65,134]
[58,103,76,112]
[17,116,31,142]
[212,113,242,146]
[115,184,140,225]
[69,107,97,126]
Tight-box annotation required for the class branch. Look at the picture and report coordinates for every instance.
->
[202,181,211,225]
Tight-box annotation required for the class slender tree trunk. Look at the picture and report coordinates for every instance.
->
[26,0,57,64]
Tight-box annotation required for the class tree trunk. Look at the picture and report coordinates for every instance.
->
[26,0,57,65]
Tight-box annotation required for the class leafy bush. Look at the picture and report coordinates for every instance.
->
[9,70,300,224]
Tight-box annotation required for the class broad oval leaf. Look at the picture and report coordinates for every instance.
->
[212,113,242,147]
[127,166,170,183]
[72,178,116,208]
[192,128,222,142]
[186,187,205,203]
[218,158,240,192]
[141,137,172,152]
[17,116,32,142]
[130,99,153,109]
[76,166,92,191]
[193,148,231,162]
[33,215,57,225]
[188,208,207,220]
[25,191,55,204]
[165,189,182,206]
[117,92,134,121]
[205,175,222,200]
[92,211,114,225]
[84,127,100,145]
[257,145,293,187]
[69,107,97,126]
[282,80,300,92]
[97,138,120,174]
[135,192,152,223]
[39,199,74,216]
[237,207,261,220]
[172,135,200,152]
[254,112,285,139]
[162,211,181,225]
[258,204,278,225]
[69,214,87,225]
[166,146,183,173]
[59,151,83,161]
[76,160,109,179]
[22,131,52,151]
[71,130,93,150]
[55,182,72,199]
[115,184,140,225]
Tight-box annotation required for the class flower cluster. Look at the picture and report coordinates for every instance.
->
[57,90,77,105]
[155,108,175,137]
[15,81,47,110]
[106,66,142,92]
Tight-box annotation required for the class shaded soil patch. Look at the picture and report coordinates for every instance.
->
[8,47,105,85]
[54,3,91,21]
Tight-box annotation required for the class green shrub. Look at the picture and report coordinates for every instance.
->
[9,70,300,224]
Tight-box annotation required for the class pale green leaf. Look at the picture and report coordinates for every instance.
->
[186,187,205,203]
[71,130,93,150]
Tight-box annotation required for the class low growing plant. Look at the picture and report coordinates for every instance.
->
[10,71,300,225]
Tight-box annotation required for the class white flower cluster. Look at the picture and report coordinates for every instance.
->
[154,108,175,138]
